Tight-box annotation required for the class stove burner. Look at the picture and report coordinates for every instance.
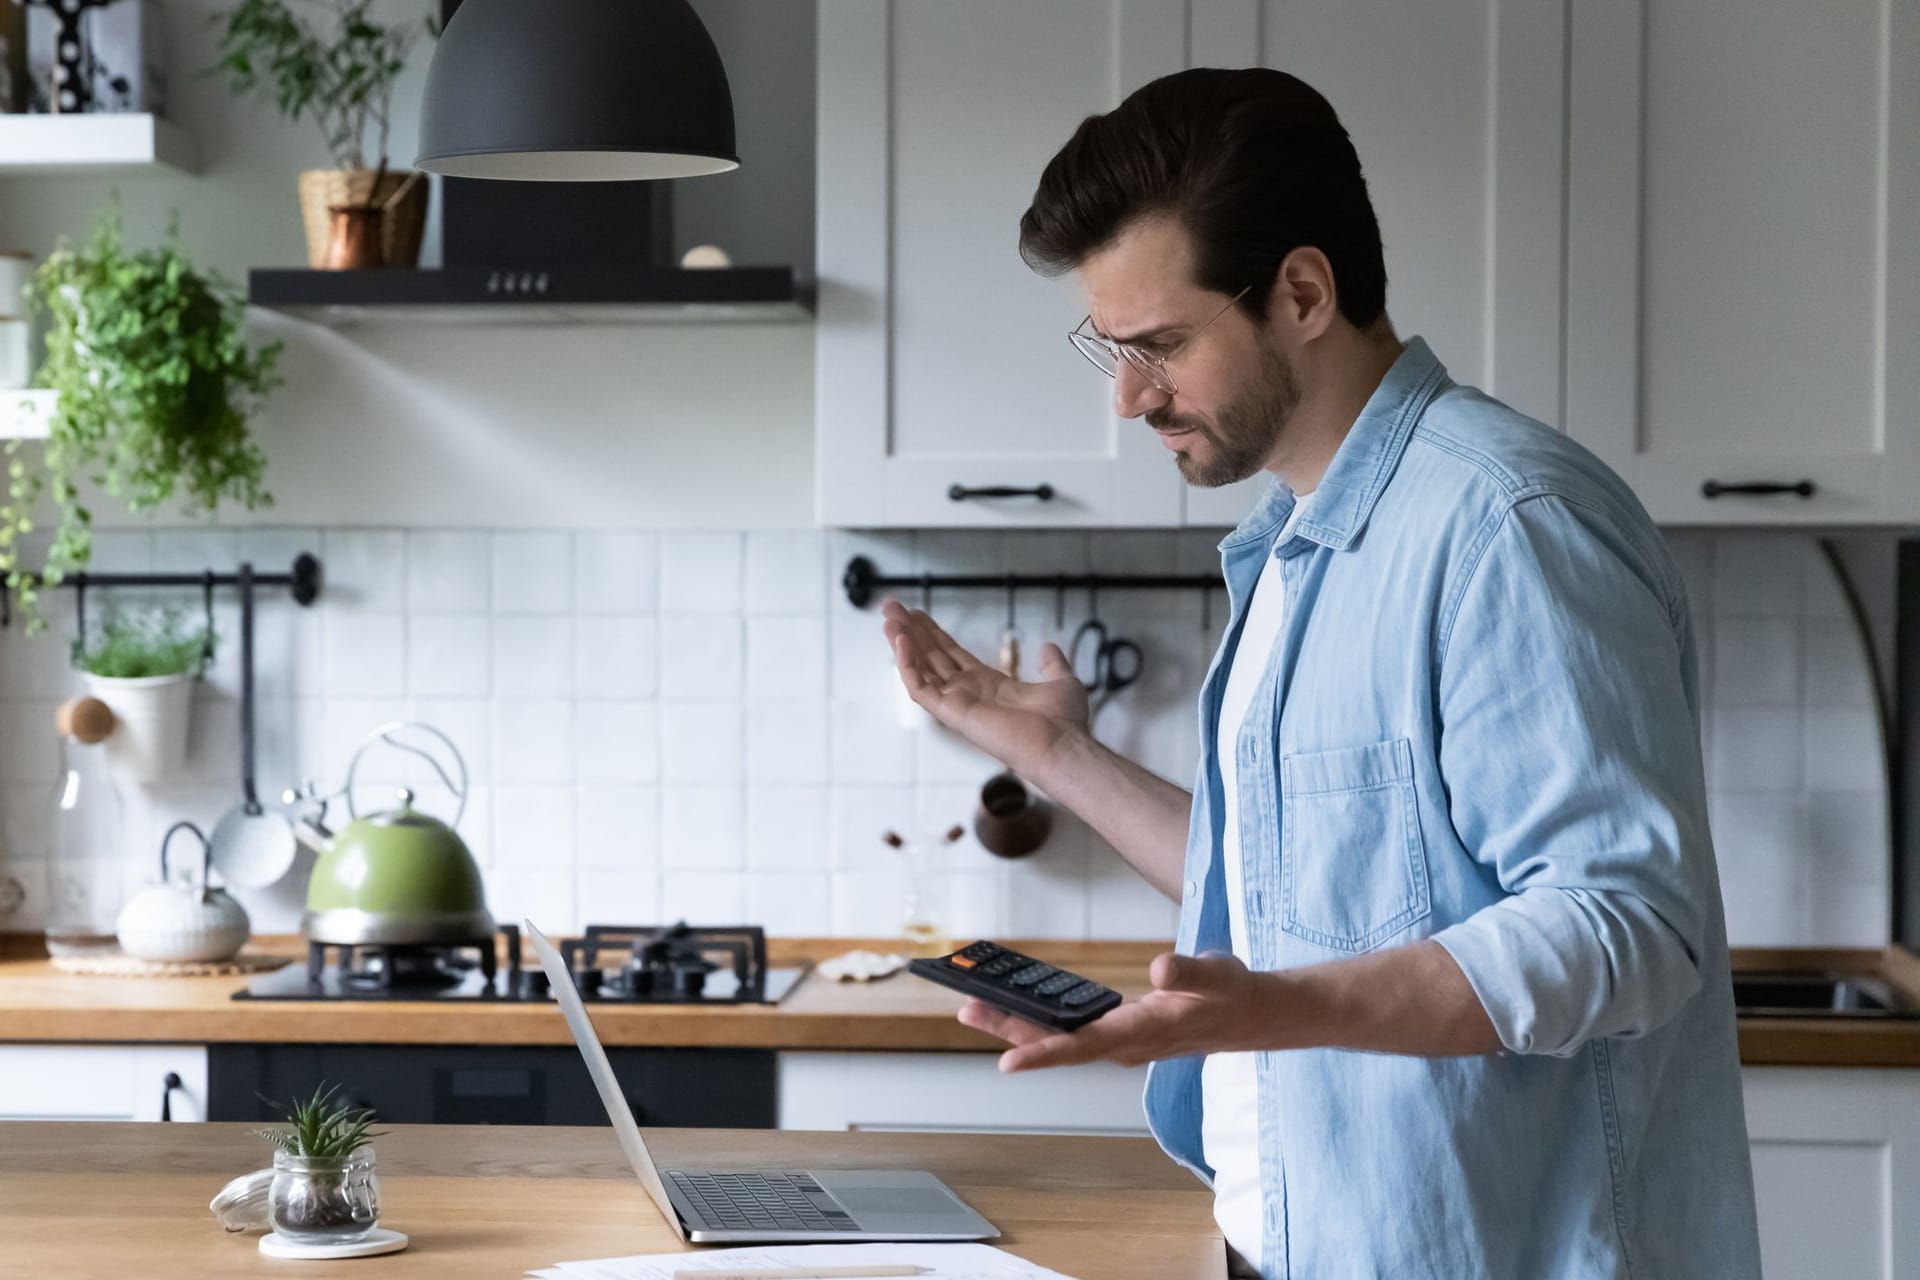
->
[311,936,498,992]
[236,923,806,1005]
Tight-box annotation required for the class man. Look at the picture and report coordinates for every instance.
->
[880,68,1762,1278]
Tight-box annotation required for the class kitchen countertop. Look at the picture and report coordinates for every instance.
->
[0,1121,1225,1279]
[2,935,1918,1067]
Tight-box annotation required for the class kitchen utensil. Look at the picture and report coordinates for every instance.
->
[116,820,251,964]
[295,722,492,947]
[210,563,299,889]
[1068,618,1143,720]
[972,772,1051,859]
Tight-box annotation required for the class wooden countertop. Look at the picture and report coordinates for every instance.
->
[0,937,1159,1052]
[0,1121,1225,1279]
[3,935,1919,1067]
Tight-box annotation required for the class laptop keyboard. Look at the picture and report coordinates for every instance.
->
[668,1170,858,1232]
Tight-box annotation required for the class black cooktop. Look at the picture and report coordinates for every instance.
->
[233,923,809,1005]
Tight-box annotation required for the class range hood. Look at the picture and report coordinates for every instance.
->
[247,0,810,327]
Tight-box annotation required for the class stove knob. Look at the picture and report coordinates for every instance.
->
[573,967,601,997]
[522,968,551,996]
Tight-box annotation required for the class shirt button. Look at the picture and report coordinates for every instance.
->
[1183,879,1197,899]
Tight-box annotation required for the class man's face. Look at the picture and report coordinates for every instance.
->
[1079,217,1301,488]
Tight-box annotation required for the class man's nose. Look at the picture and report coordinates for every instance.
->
[1113,359,1170,420]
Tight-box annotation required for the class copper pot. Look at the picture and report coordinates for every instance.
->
[323,205,386,271]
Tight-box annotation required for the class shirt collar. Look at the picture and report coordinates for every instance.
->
[1219,335,1450,553]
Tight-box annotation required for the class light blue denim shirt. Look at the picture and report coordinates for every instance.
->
[1145,337,1762,1278]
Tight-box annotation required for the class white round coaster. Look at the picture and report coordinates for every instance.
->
[259,1227,409,1259]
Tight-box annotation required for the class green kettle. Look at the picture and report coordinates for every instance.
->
[293,723,493,946]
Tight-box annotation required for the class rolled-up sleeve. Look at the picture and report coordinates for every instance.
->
[1428,494,1715,1058]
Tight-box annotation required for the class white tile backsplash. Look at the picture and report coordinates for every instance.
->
[660,533,743,614]
[575,616,658,699]
[406,532,491,613]
[746,532,828,615]
[660,615,744,700]
[491,616,574,698]
[493,532,573,614]
[407,615,491,698]
[0,525,1895,949]
[575,532,658,616]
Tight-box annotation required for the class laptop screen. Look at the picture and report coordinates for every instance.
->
[524,919,687,1241]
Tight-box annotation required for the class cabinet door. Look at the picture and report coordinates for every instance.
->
[816,0,1189,528]
[1564,0,1920,525]
[778,1051,1151,1136]
[0,1044,206,1122]
[1181,0,1568,527]
[1743,1067,1920,1280]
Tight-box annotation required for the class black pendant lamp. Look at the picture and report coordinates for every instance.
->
[416,0,739,182]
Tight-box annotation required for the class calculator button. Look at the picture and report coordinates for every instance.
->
[979,956,1020,977]
[1062,982,1106,1006]
[950,954,978,969]
[1035,973,1079,996]
[1008,963,1056,987]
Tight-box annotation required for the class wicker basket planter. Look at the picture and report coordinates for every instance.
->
[296,169,429,270]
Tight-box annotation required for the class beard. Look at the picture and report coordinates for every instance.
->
[1148,343,1301,488]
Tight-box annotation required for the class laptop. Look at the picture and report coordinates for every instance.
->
[524,920,999,1244]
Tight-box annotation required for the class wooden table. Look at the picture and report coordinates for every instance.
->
[0,1122,1225,1279]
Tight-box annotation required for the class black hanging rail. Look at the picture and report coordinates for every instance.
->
[1,553,324,630]
[842,554,1224,625]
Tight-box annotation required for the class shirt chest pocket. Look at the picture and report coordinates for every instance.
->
[1280,738,1431,952]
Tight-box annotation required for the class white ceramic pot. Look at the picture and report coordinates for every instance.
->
[82,671,193,785]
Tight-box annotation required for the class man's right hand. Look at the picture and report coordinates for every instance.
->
[880,599,1089,778]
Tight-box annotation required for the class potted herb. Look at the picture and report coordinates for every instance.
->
[210,0,436,269]
[0,208,280,632]
[73,605,214,785]
[254,1084,386,1246]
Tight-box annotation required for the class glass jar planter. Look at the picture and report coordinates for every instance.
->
[267,1148,380,1245]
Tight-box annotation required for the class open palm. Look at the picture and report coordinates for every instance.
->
[880,599,1088,775]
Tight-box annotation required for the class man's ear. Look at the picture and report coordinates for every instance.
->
[1270,247,1339,343]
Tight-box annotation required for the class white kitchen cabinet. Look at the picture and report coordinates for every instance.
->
[1563,0,1920,525]
[1743,1067,1920,1280]
[1181,0,1570,527]
[778,1051,1150,1136]
[0,1044,207,1121]
[815,0,1190,528]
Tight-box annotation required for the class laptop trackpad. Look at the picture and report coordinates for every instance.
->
[818,1171,988,1234]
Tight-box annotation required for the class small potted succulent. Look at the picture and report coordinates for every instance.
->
[254,1084,386,1246]
[72,605,213,785]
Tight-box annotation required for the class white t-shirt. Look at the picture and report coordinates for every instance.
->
[1202,491,1313,1271]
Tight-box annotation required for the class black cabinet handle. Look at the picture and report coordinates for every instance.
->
[1701,479,1815,499]
[160,1071,183,1122]
[948,484,1055,502]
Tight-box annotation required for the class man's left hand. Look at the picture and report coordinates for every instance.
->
[959,951,1282,1073]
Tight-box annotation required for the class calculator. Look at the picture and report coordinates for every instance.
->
[908,940,1124,1031]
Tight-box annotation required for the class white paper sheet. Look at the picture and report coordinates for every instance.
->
[528,1241,1078,1280]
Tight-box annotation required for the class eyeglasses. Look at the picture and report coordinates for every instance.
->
[1068,286,1252,395]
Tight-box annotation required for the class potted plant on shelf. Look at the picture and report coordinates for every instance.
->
[0,207,280,631]
[254,1083,387,1246]
[209,0,436,270]
[72,605,214,785]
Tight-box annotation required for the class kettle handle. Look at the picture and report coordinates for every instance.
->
[344,721,468,829]
[160,821,213,902]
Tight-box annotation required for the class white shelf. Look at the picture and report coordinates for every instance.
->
[0,114,197,175]
[0,390,55,439]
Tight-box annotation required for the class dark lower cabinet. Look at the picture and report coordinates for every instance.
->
[207,1044,775,1128]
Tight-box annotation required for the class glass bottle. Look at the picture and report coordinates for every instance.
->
[44,699,126,956]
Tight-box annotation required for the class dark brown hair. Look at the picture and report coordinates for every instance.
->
[1019,67,1387,329]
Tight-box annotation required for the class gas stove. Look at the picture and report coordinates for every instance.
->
[232,923,809,1004]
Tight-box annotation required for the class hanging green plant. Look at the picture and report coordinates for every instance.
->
[1,208,283,631]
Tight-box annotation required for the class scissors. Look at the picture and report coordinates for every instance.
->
[1069,619,1143,717]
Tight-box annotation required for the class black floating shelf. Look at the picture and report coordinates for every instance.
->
[248,265,814,327]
